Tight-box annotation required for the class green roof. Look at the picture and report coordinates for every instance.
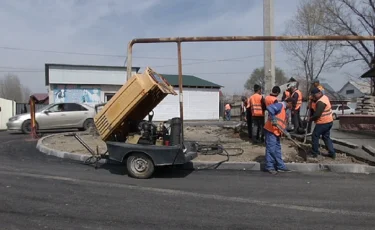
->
[161,74,222,88]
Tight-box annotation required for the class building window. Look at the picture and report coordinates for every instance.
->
[105,93,115,102]
[346,89,354,95]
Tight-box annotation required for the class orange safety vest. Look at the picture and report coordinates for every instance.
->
[309,85,324,111]
[225,104,231,110]
[292,89,303,110]
[315,95,333,124]
[264,103,287,136]
[265,95,278,107]
[310,102,316,111]
[284,91,290,100]
[249,94,264,117]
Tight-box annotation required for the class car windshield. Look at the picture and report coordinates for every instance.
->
[331,105,338,110]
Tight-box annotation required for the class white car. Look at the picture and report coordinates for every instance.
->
[6,102,96,133]
[331,104,355,120]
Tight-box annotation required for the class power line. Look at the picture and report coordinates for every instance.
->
[0,45,282,61]
[0,56,290,74]
[0,66,42,71]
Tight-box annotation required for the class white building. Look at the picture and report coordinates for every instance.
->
[45,63,222,121]
[337,80,371,100]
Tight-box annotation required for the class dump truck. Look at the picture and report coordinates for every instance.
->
[93,67,198,179]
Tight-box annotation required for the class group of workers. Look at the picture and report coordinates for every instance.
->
[243,78,335,174]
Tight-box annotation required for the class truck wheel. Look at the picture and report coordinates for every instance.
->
[126,153,155,179]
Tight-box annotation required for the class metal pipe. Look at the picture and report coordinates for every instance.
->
[126,35,375,79]
[126,43,133,80]
[125,35,375,128]
[177,41,184,145]
[72,134,96,156]
[127,35,375,46]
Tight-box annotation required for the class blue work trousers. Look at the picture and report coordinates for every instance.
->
[264,129,287,171]
[225,110,231,121]
[311,122,335,156]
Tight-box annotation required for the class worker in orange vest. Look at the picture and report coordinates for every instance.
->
[282,78,297,129]
[281,77,297,101]
[265,86,281,107]
[309,87,335,159]
[249,84,266,144]
[307,79,325,133]
[224,103,231,121]
[288,84,303,133]
[241,96,247,121]
[263,97,294,174]
[245,95,253,140]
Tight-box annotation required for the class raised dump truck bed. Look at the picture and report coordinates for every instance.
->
[94,67,177,142]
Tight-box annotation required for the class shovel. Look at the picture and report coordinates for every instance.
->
[275,123,309,161]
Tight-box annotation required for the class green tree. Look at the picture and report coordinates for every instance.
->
[244,67,288,91]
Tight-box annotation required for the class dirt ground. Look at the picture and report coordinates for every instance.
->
[42,125,364,165]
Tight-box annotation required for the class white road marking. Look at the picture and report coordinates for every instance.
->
[0,170,374,217]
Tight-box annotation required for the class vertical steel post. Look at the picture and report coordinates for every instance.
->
[177,42,184,145]
[126,42,133,80]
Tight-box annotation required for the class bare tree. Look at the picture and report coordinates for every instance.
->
[22,86,32,103]
[281,0,336,97]
[316,0,375,69]
[244,66,288,92]
[0,74,31,102]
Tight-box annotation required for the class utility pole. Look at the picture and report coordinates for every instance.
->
[263,0,275,95]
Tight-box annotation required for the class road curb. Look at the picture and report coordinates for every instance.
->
[36,134,375,174]
[36,133,108,164]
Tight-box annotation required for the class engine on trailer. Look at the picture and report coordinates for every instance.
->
[126,111,176,146]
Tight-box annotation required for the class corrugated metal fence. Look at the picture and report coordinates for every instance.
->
[0,98,16,130]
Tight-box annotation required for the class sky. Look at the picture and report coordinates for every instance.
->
[0,0,367,95]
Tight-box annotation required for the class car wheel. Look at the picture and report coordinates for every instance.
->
[81,118,94,131]
[350,113,354,115]
[332,113,337,120]
[22,120,37,134]
[126,152,155,179]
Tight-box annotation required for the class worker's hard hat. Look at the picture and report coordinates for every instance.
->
[312,78,320,83]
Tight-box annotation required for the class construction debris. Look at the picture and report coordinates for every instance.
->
[355,96,375,115]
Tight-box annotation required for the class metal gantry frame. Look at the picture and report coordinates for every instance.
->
[125,35,375,144]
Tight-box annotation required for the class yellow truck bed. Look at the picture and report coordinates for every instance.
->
[94,67,177,142]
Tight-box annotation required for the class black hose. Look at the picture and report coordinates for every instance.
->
[193,142,244,170]
[197,143,243,157]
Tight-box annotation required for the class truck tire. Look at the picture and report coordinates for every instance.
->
[126,152,155,179]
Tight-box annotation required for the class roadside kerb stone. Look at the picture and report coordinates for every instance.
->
[362,145,375,157]
[36,133,375,174]
[36,133,108,164]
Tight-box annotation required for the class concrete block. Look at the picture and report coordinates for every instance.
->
[285,163,321,172]
[362,145,375,157]
[331,138,359,149]
[222,125,236,130]
[322,164,368,174]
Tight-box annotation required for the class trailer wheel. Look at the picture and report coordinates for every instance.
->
[126,153,155,179]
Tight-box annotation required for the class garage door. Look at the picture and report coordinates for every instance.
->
[150,88,219,121]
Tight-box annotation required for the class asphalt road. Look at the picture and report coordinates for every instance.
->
[1,131,375,230]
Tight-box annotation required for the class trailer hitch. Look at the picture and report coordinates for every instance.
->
[65,133,108,169]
